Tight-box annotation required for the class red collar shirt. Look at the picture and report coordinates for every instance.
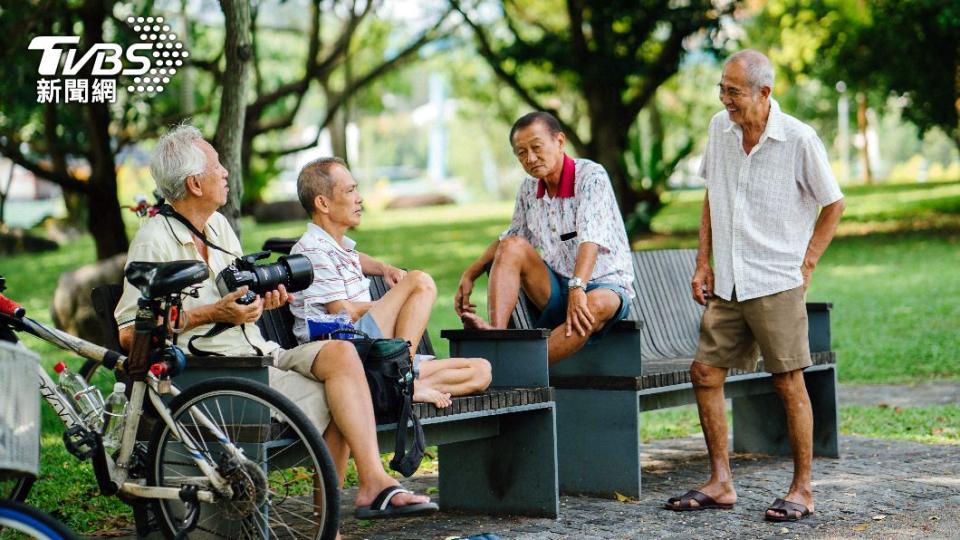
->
[500,155,634,297]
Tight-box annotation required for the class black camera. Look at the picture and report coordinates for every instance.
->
[215,251,313,305]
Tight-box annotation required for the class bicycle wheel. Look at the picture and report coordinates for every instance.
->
[0,499,78,540]
[146,377,339,540]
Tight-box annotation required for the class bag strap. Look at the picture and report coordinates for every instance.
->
[187,322,263,357]
[389,391,426,477]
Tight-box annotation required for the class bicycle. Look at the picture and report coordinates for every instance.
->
[0,262,339,539]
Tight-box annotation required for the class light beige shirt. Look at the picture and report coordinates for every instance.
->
[114,211,281,356]
[699,99,844,301]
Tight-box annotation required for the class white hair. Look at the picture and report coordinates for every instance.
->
[149,123,207,202]
[726,49,775,94]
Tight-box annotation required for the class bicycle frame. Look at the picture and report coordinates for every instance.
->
[2,309,242,504]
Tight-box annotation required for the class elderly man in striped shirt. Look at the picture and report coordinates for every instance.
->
[665,50,845,522]
[289,157,492,411]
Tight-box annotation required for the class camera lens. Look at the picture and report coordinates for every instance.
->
[282,254,313,293]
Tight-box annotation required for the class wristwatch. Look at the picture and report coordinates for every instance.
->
[568,276,585,290]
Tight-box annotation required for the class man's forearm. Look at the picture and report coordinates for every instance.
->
[464,239,500,280]
[697,193,712,267]
[572,242,599,281]
[325,299,373,322]
[359,253,386,275]
[804,198,846,269]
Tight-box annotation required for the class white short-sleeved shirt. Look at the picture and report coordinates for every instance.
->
[500,156,634,297]
[699,99,844,301]
[114,211,280,356]
[289,223,372,343]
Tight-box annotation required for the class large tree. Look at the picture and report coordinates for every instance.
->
[451,0,733,232]
[751,0,960,152]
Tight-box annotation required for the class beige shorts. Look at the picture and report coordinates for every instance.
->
[271,340,327,379]
[268,341,330,433]
[694,286,811,374]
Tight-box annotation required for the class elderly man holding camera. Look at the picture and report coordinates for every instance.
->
[114,124,437,522]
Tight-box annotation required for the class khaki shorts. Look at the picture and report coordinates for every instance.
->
[271,340,327,379]
[694,286,811,374]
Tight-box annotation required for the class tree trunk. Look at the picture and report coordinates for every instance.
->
[215,0,252,236]
[329,107,349,164]
[856,92,872,184]
[81,0,127,260]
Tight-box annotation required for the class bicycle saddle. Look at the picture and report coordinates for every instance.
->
[125,260,209,298]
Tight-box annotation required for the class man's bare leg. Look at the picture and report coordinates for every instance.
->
[545,288,621,364]
[668,361,738,509]
[309,341,430,508]
[767,369,815,519]
[368,270,436,358]
[417,358,492,395]
[462,236,552,329]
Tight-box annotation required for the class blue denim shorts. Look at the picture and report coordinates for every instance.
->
[355,312,384,339]
[533,266,631,344]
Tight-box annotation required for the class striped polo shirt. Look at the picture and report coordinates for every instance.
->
[289,222,371,343]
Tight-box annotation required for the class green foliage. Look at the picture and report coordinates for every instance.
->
[841,405,960,444]
[750,0,960,149]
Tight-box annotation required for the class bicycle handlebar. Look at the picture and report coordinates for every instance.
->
[0,293,25,318]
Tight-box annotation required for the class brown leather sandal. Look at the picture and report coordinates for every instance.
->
[664,490,735,511]
[764,498,813,522]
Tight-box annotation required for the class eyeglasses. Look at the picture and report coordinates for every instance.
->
[717,84,749,99]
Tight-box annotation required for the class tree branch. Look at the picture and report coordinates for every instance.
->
[449,0,585,151]
[0,140,88,193]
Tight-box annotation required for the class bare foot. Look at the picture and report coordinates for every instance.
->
[460,312,494,330]
[356,477,431,509]
[413,382,452,408]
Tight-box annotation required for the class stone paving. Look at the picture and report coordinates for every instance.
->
[339,434,960,540]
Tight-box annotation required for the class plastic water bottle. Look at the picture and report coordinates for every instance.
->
[101,382,129,454]
[54,361,105,431]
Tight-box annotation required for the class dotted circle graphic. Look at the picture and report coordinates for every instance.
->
[125,15,186,96]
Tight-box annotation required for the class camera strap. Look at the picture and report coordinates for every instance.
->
[158,204,235,257]
[187,322,264,357]
[157,206,265,358]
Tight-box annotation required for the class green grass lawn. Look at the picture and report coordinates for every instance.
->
[1,180,958,533]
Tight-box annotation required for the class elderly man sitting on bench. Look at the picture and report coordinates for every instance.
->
[289,157,492,409]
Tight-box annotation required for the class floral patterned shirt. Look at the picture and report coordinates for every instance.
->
[501,156,634,297]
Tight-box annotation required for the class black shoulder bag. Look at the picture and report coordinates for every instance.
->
[339,328,425,477]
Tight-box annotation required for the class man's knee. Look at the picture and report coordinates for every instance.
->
[405,270,436,296]
[314,340,362,376]
[586,291,621,331]
[472,358,493,390]
[690,360,725,390]
[495,236,533,262]
[771,369,806,396]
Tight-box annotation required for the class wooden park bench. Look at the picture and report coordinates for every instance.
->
[444,248,838,498]
[91,243,561,518]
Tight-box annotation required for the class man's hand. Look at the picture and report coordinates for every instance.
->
[801,260,815,291]
[382,264,407,287]
[691,264,714,306]
[262,284,289,311]
[212,287,263,325]
[565,288,595,337]
[454,274,477,316]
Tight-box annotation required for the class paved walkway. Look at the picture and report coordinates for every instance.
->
[340,434,960,539]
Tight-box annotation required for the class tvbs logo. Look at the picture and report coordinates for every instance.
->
[29,16,187,104]
[30,37,152,76]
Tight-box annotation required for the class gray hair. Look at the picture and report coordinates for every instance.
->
[150,124,207,202]
[297,157,347,215]
[726,49,775,93]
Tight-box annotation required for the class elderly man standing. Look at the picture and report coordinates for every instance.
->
[456,112,634,364]
[114,124,437,524]
[665,50,845,522]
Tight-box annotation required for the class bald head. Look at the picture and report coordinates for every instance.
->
[725,50,774,94]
